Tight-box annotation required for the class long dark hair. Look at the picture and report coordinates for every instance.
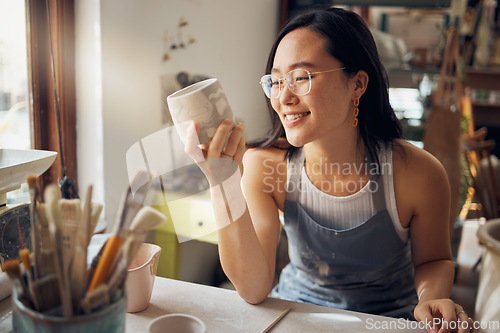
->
[249,7,402,164]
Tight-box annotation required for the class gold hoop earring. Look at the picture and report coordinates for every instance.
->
[352,97,359,127]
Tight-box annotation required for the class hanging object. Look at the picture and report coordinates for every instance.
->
[422,27,463,239]
[161,17,195,63]
[162,30,170,62]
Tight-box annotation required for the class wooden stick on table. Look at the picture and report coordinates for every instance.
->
[261,307,291,333]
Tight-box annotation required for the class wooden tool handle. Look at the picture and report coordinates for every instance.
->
[87,236,123,292]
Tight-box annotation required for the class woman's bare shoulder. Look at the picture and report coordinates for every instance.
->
[244,146,287,163]
[243,146,288,210]
[391,140,451,227]
[392,139,448,178]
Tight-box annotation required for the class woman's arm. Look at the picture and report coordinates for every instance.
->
[396,142,472,332]
[186,120,283,304]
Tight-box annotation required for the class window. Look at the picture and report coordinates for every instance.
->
[0,0,30,150]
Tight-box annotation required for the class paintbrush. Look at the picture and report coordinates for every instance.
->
[26,175,41,279]
[86,238,107,291]
[2,260,30,306]
[31,273,61,313]
[88,202,103,243]
[70,186,92,309]
[36,203,56,277]
[123,206,166,266]
[81,284,110,314]
[105,249,127,298]
[86,231,124,293]
[87,170,152,292]
[59,198,81,275]
[105,206,166,299]
[19,249,40,310]
[45,184,73,317]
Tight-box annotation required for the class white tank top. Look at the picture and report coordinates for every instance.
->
[298,145,409,242]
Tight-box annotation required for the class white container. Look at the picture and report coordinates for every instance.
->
[126,243,161,313]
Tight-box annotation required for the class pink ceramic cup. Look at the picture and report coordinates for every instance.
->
[126,243,161,313]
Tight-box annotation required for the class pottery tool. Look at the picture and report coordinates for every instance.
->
[26,175,41,279]
[59,198,82,284]
[70,186,92,307]
[45,184,73,317]
[87,170,152,292]
[19,248,40,310]
[261,307,291,333]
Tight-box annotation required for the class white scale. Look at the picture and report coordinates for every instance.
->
[0,149,57,264]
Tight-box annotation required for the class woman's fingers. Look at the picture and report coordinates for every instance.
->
[456,309,473,333]
[414,304,437,333]
[432,302,458,333]
[415,300,475,333]
[223,122,244,158]
[184,121,205,163]
[234,135,246,163]
[207,119,233,159]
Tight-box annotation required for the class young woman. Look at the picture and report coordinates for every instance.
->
[186,7,472,332]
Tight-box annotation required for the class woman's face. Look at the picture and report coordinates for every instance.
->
[271,27,358,147]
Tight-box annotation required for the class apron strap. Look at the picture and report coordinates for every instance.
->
[286,148,305,202]
[368,152,387,214]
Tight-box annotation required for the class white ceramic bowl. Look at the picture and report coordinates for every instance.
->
[147,314,206,333]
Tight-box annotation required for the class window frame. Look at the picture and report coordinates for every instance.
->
[25,0,77,191]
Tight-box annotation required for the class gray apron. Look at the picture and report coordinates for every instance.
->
[272,148,418,319]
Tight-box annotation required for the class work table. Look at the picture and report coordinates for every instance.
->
[0,276,426,332]
[126,277,426,332]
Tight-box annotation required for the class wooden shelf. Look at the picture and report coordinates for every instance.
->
[472,102,500,108]
[465,68,500,91]
[464,68,500,127]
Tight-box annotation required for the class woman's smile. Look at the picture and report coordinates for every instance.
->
[283,111,311,127]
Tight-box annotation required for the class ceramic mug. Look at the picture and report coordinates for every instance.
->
[125,243,161,313]
[166,78,234,144]
[148,314,207,333]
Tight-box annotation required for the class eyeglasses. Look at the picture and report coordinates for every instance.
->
[259,67,345,100]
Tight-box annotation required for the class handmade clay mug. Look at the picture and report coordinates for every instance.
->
[125,243,161,313]
[167,78,234,144]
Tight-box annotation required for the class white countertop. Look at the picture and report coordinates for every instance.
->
[127,277,426,333]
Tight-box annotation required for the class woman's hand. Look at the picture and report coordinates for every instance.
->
[184,118,246,185]
[414,299,476,333]
[202,118,246,174]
